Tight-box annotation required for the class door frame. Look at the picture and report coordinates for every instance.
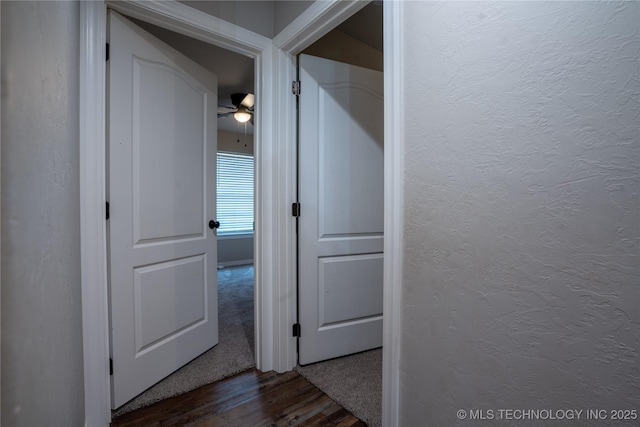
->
[79,1,403,425]
[272,2,403,425]
[80,1,276,423]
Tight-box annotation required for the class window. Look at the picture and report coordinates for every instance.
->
[216,152,254,236]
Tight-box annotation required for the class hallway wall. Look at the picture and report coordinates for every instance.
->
[399,2,639,424]
[1,1,85,425]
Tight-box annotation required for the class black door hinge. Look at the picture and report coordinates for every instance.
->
[292,202,300,217]
[106,43,110,62]
[292,323,301,337]
[292,80,301,96]
[109,358,113,376]
[106,201,110,220]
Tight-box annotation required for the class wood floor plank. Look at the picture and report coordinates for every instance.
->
[110,369,366,427]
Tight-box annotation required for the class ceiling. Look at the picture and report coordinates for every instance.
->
[131,2,382,134]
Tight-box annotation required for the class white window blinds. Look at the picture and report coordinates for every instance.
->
[216,152,254,235]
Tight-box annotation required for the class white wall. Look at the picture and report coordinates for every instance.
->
[400,2,639,425]
[1,1,85,425]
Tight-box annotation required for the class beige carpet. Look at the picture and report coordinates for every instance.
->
[113,265,255,417]
[296,348,383,427]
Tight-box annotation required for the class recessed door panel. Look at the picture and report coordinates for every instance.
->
[318,254,383,326]
[318,83,383,238]
[133,59,207,244]
[134,255,206,354]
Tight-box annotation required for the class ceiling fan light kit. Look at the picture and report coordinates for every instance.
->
[233,106,252,123]
[218,92,255,124]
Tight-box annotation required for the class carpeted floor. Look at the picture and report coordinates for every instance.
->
[296,348,382,427]
[113,265,256,417]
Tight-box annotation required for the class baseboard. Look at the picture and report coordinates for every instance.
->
[218,259,254,269]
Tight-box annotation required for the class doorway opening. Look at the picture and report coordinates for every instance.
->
[108,13,257,414]
[80,1,402,425]
[293,3,384,427]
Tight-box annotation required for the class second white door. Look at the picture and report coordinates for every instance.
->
[298,54,384,365]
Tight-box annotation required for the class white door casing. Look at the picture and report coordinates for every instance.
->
[80,1,402,425]
[298,54,384,365]
[108,11,218,408]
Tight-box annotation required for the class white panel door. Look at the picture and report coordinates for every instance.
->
[298,54,384,365]
[108,11,218,408]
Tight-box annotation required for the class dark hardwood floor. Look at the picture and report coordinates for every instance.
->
[110,369,367,427]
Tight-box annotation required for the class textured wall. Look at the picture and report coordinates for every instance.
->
[400,2,639,425]
[1,2,85,425]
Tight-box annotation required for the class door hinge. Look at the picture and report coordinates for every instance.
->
[292,323,301,337]
[292,202,301,217]
[106,42,110,62]
[106,201,110,220]
[292,80,301,96]
[109,358,113,376]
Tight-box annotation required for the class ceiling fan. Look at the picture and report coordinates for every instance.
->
[218,93,254,124]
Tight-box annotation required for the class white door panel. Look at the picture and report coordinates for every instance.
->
[299,54,384,365]
[318,83,384,237]
[133,58,207,242]
[318,254,384,325]
[109,11,218,408]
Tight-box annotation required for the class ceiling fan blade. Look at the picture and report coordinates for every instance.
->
[240,93,255,108]
[217,105,237,113]
[217,111,234,118]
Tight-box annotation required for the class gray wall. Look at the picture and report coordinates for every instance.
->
[218,129,253,156]
[400,2,639,425]
[1,2,85,426]
[274,1,314,35]
[180,1,314,39]
[181,1,275,38]
[217,236,254,267]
